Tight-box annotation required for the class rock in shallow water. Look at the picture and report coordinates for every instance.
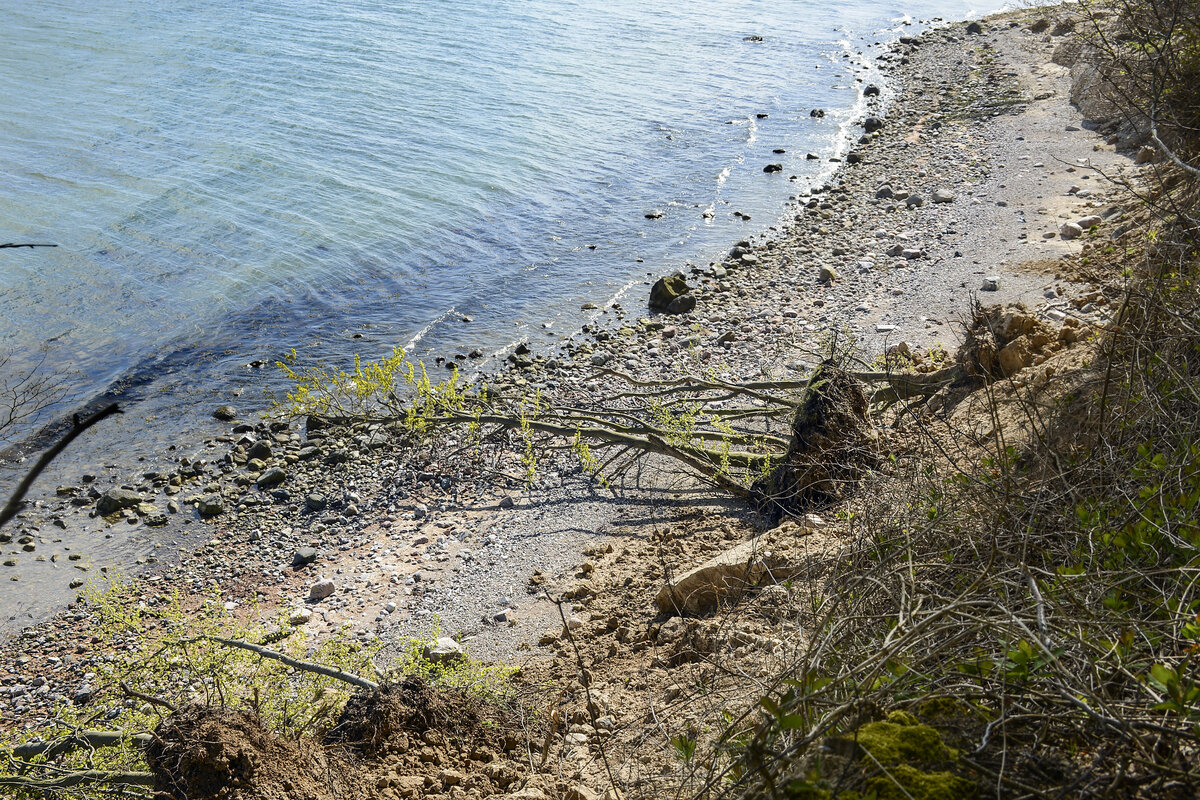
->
[212,405,237,421]
[649,274,694,314]
[95,488,143,515]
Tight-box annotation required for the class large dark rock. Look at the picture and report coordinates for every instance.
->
[864,116,885,133]
[96,488,143,515]
[649,274,694,313]
[196,494,225,518]
[247,440,272,462]
[212,405,237,421]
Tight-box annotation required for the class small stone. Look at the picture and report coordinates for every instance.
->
[982,276,1001,291]
[498,496,516,509]
[256,467,287,490]
[810,108,825,117]
[212,405,238,421]
[863,116,884,133]
[1059,222,1084,240]
[196,494,225,518]
[966,20,984,34]
[1076,215,1102,229]
[931,188,955,203]
[308,578,336,601]
[305,493,327,512]
[293,547,318,567]
[875,186,894,200]
[905,194,924,208]
[644,209,664,219]
[819,265,838,283]
[289,608,313,625]
[423,636,465,664]
[763,163,783,173]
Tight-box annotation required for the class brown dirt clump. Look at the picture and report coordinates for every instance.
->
[326,676,518,756]
[145,705,336,800]
[143,680,559,800]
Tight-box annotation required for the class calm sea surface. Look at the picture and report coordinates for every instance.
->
[1,0,1011,625]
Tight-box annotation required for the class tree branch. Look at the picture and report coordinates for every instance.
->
[7,730,153,762]
[0,403,122,529]
[203,636,379,690]
[0,770,155,789]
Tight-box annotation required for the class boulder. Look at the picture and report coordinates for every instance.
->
[247,439,272,462]
[96,488,143,515]
[665,293,697,315]
[656,520,820,616]
[292,547,318,567]
[308,578,336,601]
[1059,222,1084,240]
[649,274,694,314]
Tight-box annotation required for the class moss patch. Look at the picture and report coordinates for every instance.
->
[865,764,975,800]
[850,710,957,764]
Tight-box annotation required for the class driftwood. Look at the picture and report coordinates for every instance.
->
[0,403,121,529]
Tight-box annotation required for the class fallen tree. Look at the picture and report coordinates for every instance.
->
[277,341,969,517]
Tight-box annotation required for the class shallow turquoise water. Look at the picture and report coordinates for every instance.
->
[1,0,1007,449]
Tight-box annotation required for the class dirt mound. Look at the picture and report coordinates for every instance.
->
[958,302,1060,379]
[145,705,335,800]
[326,676,507,754]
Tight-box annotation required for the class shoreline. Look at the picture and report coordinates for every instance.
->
[0,3,1139,736]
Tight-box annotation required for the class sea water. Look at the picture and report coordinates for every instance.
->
[0,0,1012,625]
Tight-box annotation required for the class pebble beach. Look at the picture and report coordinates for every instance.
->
[0,7,1142,736]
